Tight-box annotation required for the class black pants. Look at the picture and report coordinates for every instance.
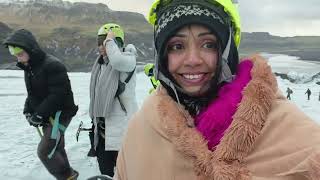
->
[287,94,291,100]
[37,124,73,180]
[96,138,118,177]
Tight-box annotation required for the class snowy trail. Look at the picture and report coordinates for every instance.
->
[0,54,319,179]
[0,71,152,180]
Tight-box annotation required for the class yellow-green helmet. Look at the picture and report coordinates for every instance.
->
[144,63,155,76]
[97,23,125,45]
[8,45,24,56]
[148,0,241,47]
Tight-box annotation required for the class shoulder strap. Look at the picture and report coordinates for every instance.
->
[122,45,135,83]
[117,96,127,114]
[124,67,136,83]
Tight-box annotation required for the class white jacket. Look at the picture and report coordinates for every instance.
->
[104,40,138,150]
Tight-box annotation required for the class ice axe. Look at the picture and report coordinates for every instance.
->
[35,116,56,138]
[76,121,92,142]
[36,126,43,137]
[35,117,55,138]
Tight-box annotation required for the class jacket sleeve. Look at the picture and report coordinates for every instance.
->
[35,61,69,118]
[105,40,136,72]
[23,96,32,114]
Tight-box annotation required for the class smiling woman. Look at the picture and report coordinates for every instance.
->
[114,0,320,180]
[166,24,219,97]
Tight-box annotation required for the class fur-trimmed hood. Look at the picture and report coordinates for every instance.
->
[115,55,320,180]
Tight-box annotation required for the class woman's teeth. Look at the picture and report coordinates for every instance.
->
[183,74,204,80]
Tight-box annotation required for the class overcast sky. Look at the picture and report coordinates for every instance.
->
[66,0,320,37]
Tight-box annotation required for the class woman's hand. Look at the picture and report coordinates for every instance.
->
[103,30,115,49]
[106,30,115,41]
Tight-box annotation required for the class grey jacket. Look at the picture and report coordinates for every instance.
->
[91,40,138,150]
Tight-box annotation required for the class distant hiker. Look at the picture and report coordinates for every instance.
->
[286,87,293,100]
[3,29,79,179]
[114,1,320,180]
[305,88,311,100]
[88,23,138,176]
[144,63,160,94]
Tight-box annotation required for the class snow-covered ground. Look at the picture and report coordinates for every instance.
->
[262,53,320,74]
[0,54,319,179]
[0,69,152,180]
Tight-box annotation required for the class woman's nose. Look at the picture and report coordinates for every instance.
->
[184,46,202,66]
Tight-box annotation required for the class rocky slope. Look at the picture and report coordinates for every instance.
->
[0,0,154,71]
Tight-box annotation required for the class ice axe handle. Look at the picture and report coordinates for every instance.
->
[36,126,43,137]
[76,121,92,142]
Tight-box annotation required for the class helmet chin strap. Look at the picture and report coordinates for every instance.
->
[157,71,181,104]
[157,68,195,127]
[219,27,233,84]
[154,49,185,105]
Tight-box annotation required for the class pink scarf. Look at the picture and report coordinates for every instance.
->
[195,60,253,150]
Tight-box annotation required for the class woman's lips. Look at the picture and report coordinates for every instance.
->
[178,73,209,86]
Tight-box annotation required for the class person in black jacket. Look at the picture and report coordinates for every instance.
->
[305,88,311,100]
[286,87,293,100]
[3,29,79,180]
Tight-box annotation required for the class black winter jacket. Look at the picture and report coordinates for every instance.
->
[3,29,78,121]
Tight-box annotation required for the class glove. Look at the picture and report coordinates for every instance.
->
[24,113,32,120]
[87,130,97,157]
[87,122,96,157]
[24,113,32,125]
[27,114,44,127]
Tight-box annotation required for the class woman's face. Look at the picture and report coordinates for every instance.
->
[166,24,219,96]
[98,45,107,56]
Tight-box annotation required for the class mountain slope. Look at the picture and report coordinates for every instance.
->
[240,32,320,61]
[0,22,13,65]
[0,0,154,71]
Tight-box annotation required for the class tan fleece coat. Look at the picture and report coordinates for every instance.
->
[114,55,320,180]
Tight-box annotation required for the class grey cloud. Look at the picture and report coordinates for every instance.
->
[71,0,320,36]
[239,0,320,35]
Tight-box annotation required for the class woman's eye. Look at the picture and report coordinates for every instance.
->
[168,43,184,51]
[203,42,218,50]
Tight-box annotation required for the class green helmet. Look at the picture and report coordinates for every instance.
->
[97,23,125,45]
[144,63,155,77]
[8,45,24,56]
